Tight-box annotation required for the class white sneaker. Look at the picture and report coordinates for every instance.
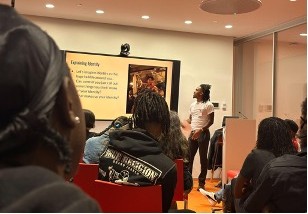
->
[199,189,217,206]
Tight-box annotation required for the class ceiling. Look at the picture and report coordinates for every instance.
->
[0,0,306,42]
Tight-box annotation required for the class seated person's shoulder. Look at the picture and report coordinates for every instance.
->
[1,166,100,212]
[248,149,275,160]
[86,134,109,145]
[83,134,110,164]
[259,153,307,186]
[268,152,307,169]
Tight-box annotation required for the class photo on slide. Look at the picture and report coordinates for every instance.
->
[126,64,167,113]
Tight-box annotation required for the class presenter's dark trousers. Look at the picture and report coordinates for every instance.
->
[188,129,210,186]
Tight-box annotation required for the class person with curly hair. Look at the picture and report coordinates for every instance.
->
[159,110,193,194]
[234,117,297,199]
[200,117,296,212]
[244,99,307,212]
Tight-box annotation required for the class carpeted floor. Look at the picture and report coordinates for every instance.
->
[176,178,223,213]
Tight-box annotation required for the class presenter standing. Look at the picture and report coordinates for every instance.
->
[187,84,214,191]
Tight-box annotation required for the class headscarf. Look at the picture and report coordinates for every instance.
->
[0,5,71,171]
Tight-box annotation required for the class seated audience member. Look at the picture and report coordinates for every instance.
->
[200,117,297,212]
[159,110,193,194]
[83,109,98,140]
[83,116,131,164]
[207,128,223,172]
[284,118,299,152]
[0,4,99,212]
[207,128,223,189]
[299,98,307,152]
[98,89,177,212]
[244,98,307,212]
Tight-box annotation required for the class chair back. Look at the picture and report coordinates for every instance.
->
[73,163,99,199]
[211,133,223,180]
[173,159,188,208]
[93,180,162,212]
[173,159,184,200]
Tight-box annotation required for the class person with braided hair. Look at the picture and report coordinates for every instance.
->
[98,89,177,212]
[200,117,297,212]
[0,4,100,212]
[243,100,307,212]
[186,84,214,191]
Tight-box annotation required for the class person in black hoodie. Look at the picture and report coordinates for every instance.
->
[99,89,177,212]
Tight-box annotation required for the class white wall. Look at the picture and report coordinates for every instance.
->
[28,15,234,178]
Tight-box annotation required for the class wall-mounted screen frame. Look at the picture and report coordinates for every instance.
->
[64,50,180,120]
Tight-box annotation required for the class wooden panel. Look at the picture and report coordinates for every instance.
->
[222,119,256,184]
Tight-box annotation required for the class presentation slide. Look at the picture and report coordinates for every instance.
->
[65,51,177,120]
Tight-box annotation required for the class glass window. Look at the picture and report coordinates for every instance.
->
[275,24,307,123]
[234,35,273,126]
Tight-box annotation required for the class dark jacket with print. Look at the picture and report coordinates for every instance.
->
[98,128,177,212]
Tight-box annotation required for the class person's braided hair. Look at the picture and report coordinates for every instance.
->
[132,89,170,136]
[200,84,211,102]
[256,117,297,157]
[96,116,131,136]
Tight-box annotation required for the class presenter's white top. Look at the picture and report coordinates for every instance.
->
[189,100,214,131]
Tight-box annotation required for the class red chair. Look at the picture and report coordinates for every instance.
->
[227,169,240,182]
[93,180,162,212]
[173,159,188,209]
[73,163,99,199]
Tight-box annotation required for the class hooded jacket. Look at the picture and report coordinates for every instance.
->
[99,128,177,212]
